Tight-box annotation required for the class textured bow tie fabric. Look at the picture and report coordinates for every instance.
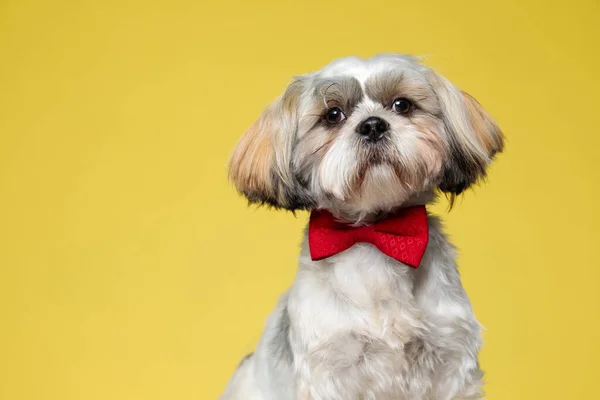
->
[308,206,429,268]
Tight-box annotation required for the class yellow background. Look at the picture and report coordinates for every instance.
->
[1,0,599,399]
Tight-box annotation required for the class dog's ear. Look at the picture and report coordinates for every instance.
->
[228,79,314,210]
[429,73,504,195]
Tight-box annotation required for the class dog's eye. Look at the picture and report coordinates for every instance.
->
[323,107,346,125]
[392,98,413,115]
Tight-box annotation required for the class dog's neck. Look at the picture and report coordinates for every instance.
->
[319,190,436,226]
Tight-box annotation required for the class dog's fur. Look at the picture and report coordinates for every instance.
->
[221,54,503,400]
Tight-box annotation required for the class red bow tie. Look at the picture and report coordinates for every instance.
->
[308,205,429,268]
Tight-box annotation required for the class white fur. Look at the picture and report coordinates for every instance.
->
[220,217,483,400]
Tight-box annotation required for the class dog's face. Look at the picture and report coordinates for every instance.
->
[229,54,503,221]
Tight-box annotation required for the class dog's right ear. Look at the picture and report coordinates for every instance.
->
[228,79,314,210]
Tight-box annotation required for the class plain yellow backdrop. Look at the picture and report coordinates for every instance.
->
[1,0,599,399]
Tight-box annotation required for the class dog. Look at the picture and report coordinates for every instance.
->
[220,53,503,400]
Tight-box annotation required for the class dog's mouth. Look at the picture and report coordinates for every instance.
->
[359,139,397,162]
[354,158,403,192]
[356,140,402,174]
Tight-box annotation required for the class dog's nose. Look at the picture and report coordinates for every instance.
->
[356,116,389,141]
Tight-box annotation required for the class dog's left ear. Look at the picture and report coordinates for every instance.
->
[429,73,504,195]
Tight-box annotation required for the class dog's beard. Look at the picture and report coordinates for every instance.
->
[310,124,446,221]
[313,142,407,220]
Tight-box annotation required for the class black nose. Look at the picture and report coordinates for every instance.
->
[356,117,389,141]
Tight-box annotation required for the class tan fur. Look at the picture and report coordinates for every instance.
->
[228,104,278,198]
[428,72,504,168]
[462,91,504,156]
[228,80,305,207]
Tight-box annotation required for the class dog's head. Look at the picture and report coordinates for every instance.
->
[229,54,503,221]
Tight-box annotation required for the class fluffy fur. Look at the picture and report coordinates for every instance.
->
[222,54,503,400]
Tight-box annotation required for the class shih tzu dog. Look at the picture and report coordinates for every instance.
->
[220,53,503,400]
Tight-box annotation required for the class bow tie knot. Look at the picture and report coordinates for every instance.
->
[348,225,375,244]
[308,206,429,268]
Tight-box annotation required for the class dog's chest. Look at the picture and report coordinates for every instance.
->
[290,244,426,399]
[294,243,421,347]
